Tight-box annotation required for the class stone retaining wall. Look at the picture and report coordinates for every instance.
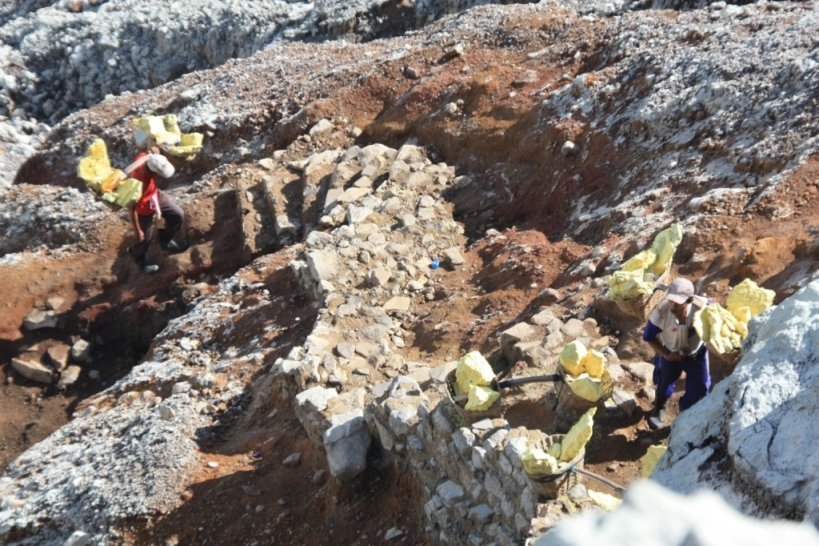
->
[272,135,633,543]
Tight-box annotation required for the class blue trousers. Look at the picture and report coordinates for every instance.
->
[652,346,711,411]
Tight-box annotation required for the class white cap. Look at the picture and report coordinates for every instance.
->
[666,278,694,304]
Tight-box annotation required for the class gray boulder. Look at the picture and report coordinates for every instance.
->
[323,411,371,482]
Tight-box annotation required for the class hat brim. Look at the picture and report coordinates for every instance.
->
[666,294,690,304]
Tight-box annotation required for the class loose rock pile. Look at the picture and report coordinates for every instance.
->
[539,2,819,241]
[0,184,110,256]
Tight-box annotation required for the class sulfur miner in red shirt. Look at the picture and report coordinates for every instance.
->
[128,138,189,273]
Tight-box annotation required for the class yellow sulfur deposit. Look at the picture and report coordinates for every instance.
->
[103,178,143,208]
[77,138,143,208]
[588,490,622,510]
[456,351,495,393]
[647,223,684,277]
[694,279,773,356]
[77,138,113,192]
[559,340,587,376]
[694,304,745,354]
[607,269,655,300]
[726,278,775,320]
[607,223,683,301]
[521,448,559,475]
[548,442,562,460]
[641,444,668,478]
[567,371,613,403]
[465,385,501,412]
[455,351,500,411]
[580,349,606,379]
[133,114,203,158]
[167,132,204,157]
[560,407,596,462]
[620,249,656,272]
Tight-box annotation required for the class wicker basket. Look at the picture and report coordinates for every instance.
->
[525,434,585,500]
[553,370,601,433]
[445,369,503,424]
[706,341,742,374]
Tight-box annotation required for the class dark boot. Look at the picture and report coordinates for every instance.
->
[163,239,189,253]
[647,395,668,430]
[133,254,159,274]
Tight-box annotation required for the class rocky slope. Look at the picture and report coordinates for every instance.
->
[0,0,527,188]
[0,1,818,545]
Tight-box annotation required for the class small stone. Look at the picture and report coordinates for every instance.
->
[311,469,327,485]
[159,405,175,421]
[64,531,91,546]
[23,309,58,330]
[207,461,219,469]
[384,297,411,312]
[283,453,302,466]
[87,369,100,380]
[45,296,65,311]
[309,119,334,136]
[445,43,464,59]
[444,247,465,266]
[384,528,404,540]
[241,484,262,497]
[11,358,54,384]
[561,141,578,157]
[403,65,420,79]
[336,343,355,359]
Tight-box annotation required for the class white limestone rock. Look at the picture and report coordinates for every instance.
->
[323,411,371,482]
[534,481,819,546]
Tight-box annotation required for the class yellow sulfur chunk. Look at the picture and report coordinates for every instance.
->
[560,407,596,462]
[695,304,744,354]
[620,249,656,272]
[647,223,684,276]
[133,114,203,158]
[166,132,204,158]
[727,278,775,319]
[641,444,668,478]
[588,490,622,510]
[455,351,496,395]
[464,385,501,412]
[607,269,653,300]
[608,224,683,301]
[567,369,613,403]
[733,306,753,325]
[548,442,562,460]
[77,138,113,191]
[521,448,559,475]
[100,178,143,208]
[134,116,179,147]
[560,341,587,376]
[580,349,606,379]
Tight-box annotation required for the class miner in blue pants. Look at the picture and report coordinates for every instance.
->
[642,278,711,430]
